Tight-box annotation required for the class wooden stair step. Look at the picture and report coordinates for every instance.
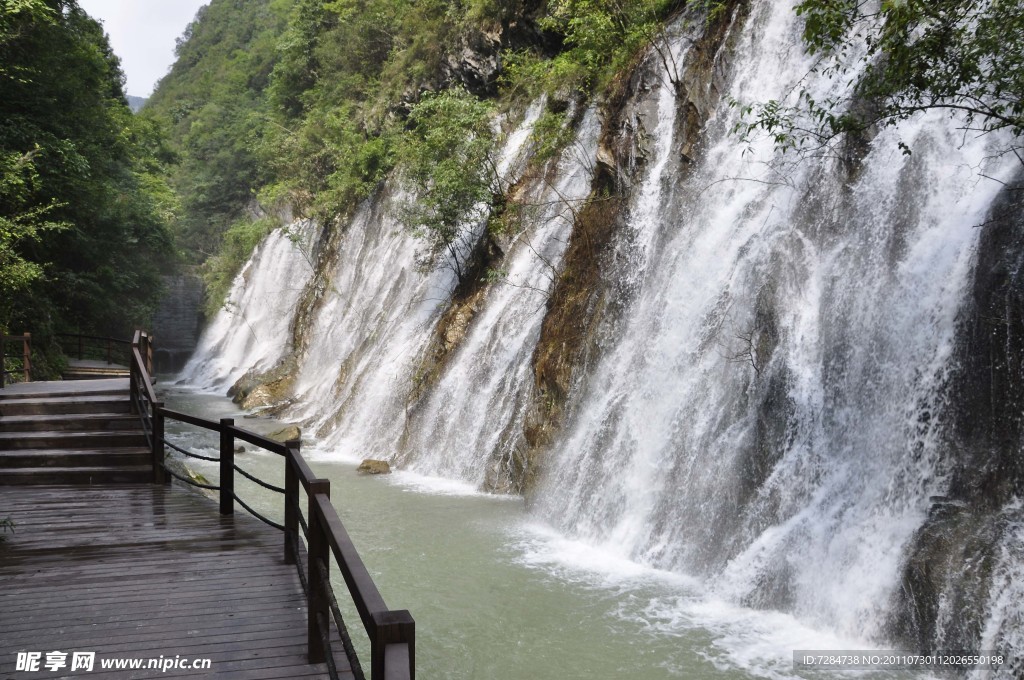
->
[0,447,150,468]
[0,430,148,450]
[0,394,131,416]
[0,413,139,432]
[0,465,152,485]
[63,373,131,381]
[0,379,128,400]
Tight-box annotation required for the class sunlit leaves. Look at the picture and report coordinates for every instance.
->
[738,0,1024,158]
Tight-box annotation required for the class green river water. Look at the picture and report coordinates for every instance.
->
[161,382,923,680]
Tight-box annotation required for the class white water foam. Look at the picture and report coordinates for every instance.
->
[537,0,1021,655]
[178,220,317,390]
[401,107,601,486]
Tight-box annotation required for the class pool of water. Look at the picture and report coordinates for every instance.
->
[158,381,927,680]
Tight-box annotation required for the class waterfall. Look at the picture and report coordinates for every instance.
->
[284,102,547,461]
[177,0,1023,666]
[536,0,1020,652]
[178,220,317,390]
[400,108,601,488]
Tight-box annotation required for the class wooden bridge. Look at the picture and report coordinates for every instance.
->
[0,332,414,680]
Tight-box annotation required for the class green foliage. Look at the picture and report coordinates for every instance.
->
[0,0,174,343]
[0,150,68,300]
[145,0,292,261]
[735,0,1024,156]
[531,110,576,163]
[507,0,681,98]
[149,0,712,308]
[398,89,497,278]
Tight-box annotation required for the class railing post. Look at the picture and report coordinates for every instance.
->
[307,478,330,664]
[371,610,416,680]
[129,360,139,415]
[21,333,30,382]
[1,336,6,388]
[152,402,165,484]
[219,418,234,515]
[284,440,300,565]
[146,333,154,375]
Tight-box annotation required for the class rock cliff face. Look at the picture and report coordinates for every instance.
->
[888,174,1024,659]
[151,275,204,373]
[182,0,1023,667]
[524,0,749,494]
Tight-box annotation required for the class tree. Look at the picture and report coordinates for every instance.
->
[1,0,174,342]
[734,0,1024,159]
[398,88,498,281]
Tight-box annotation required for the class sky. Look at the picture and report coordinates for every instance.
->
[77,0,210,98]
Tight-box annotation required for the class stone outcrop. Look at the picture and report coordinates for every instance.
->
[269,425,301,443]
[228,355,298,411]
[357,459,392,475]
[888,172,1024,652]
[151,274,204,373]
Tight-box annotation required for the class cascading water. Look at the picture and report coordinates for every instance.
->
[178,219,317,389]
[284,103,546,460]
[536,0,1021,659]
[176,0,1023,671]
[400,108,601,488]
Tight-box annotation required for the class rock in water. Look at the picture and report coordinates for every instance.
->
[269,425,301,443]
[357,459,391,475]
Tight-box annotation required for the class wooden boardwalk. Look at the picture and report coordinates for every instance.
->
[0,484,350,679]
[0,343,411,680]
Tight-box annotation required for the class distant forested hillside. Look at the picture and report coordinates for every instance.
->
[127,95,148,112]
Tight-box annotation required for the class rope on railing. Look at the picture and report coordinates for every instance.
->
[160,464,221,491]
[233,463,286,494]
[316,556,367,680]
[164,438,220,462]
[317,610,342,680]
[233,494,285,531]
[291,529,309,597]
[132,382,154,449]
[288,491,310,538]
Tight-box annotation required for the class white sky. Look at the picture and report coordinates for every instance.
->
[77,0,210,97]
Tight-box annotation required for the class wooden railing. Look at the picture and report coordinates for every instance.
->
[0,333,32,387]
[0,331,153,388]
[57,332,145,370]
[128,331,414,680]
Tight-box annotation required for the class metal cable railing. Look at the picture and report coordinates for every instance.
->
[291,528,310,597]
[160,433,286,530]
[318,609,343,680]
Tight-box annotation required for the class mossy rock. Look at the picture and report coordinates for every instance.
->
[269,425,301,443]
[357,459,391,475]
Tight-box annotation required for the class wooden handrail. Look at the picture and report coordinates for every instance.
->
[56,332,133,345]
[1,333,32,387]
[57,332,134,365]
[228,425,289,456]
[132,336,414,680]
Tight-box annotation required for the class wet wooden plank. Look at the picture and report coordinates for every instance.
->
[0,484,350,679]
